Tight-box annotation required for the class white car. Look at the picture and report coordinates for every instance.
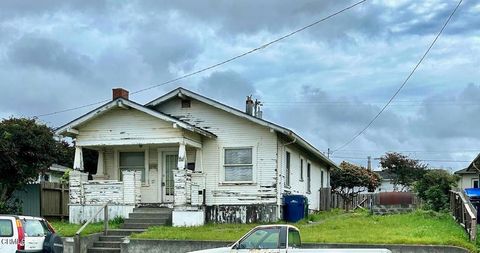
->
[189,225,391,253]
[0,215,63,253]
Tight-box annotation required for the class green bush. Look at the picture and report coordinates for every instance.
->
[414,169,459,212]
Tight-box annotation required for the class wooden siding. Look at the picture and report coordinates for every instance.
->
[278,139,329,211]
[76,108,183,146]
[156,98,278,206]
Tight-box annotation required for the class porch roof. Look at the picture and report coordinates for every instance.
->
[55,97,217,139]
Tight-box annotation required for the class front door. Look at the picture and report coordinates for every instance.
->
[163,153,178,203]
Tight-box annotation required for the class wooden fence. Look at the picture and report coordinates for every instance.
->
[450,190,477,241]
[14,182,69,219]
[319,188,374,211]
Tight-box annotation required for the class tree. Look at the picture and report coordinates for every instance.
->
[415,169,459,212]
[0,118,58,213]
[379,152,427,191]
[331,161,381,210]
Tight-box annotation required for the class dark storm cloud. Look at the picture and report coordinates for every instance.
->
[197,70,256,109]
[0,0,478,169]
[7,35,92,78]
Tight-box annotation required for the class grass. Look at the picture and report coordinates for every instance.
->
[131,209,477,252]
[48,217,123,237]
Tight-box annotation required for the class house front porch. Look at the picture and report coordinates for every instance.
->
[69,140,207,224]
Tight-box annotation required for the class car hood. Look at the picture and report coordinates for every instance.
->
[188,246,231,253]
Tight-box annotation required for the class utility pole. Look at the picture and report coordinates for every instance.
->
[327,148,330,158]
[367,156,372,170]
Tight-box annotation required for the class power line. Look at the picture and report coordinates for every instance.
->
[331,156,471,163]
[331,0,463,153]
[33,0,368,118]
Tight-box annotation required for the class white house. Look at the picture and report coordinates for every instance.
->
[454,154,480,189]
[56,87,337,225]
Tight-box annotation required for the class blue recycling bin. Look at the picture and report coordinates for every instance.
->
[283,195,307,222]
[464,188,480,223]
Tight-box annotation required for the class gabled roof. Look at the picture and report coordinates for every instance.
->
[146,87,338,169]
[55,97,216,138]
[464,153,480,174]
[454,168,477,175]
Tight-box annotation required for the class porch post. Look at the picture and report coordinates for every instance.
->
[177,143,186,170]
[93,150,105,179]
[73,146,84,171]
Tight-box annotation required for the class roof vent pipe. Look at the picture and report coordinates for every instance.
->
[246,95,254,115]
[254,99,263,119]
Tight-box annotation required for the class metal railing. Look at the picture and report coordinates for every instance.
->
[74,202,109,253]
[450,190,477,241]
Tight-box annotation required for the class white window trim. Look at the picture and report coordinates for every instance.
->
[299,156,304,182]
[115,147,149,186]
[306,161,311,194]
[285,150,291,188]
[220,146,256,184]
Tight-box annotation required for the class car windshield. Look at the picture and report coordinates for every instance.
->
[22,219,49,237]
[238,227,280,249]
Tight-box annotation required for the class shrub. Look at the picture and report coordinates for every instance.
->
[414,169,459,212]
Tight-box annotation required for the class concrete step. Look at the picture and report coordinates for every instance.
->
[129,212,171,219]
[120,223,167,229]
[87,247,120,253]
[99,235,125,242]
[93,241,122,248]
[133,207,172,213]
[106,229,146,236]
[124,218,169,224]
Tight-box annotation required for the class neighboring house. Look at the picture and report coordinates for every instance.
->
[375,171,396,192]
[36,164,69,183]
[454,154,480,189]
[55,87,338,225]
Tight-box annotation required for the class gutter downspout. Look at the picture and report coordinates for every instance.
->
[277,135,297,220]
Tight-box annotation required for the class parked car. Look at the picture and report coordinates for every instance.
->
[0,215,63,253]
[189,225,391,253]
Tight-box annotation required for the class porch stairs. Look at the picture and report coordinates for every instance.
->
[87,207,172,253]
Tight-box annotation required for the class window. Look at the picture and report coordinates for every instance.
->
[307,163,311,193]
[300,159,304,181]
[474,179,479,188]
[181,99,191,108]
[119,152,145,182]
[238,227,280,249]
[288,228,301,248]
[285,151,291,187]
[321,171,324,188]
[224,148,253,182]
[0,219,13,237]
[22,219,49,237]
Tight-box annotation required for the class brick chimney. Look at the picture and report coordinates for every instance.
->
[112,88,129,100]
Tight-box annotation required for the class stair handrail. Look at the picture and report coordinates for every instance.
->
[74,202,110,253]
[450,189,477,241]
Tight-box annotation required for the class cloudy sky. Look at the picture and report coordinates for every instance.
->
[0,0,479,171]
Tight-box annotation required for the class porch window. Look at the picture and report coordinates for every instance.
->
[119,152,145,182]
[224,148,253,182]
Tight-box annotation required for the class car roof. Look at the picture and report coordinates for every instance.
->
[0,215,44,220]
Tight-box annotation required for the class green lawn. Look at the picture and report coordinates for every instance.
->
[131,209,477,252]
[49,220,121,237]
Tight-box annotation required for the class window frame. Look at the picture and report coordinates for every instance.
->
[300,158,304,182]
[473,179,479,188]
[0,219,13,237]
[117,150,148,184]
[285,151,291,187]
[222,147,254,183]
[307,162,311,193]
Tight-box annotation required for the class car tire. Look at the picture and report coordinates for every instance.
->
[43,233,63,253]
